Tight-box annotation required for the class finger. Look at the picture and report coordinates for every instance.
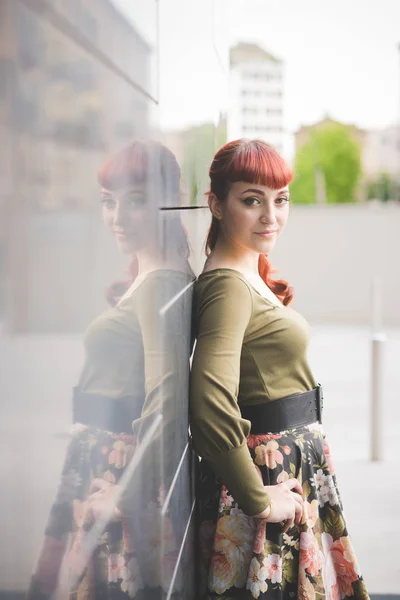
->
[294,500,303,525]
[89,478,111,494]
[292,493,304,511]
[88,490,104,503]
[113,506,122,521]
[285,478,303,495]
[282,517,294,533]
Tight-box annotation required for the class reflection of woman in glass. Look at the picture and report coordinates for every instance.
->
[27,141,194,599]
[190,139,369,599]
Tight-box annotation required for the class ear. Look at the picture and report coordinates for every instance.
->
[208,193,223,220]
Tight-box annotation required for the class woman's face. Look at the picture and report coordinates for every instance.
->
[214,181,290,255]
[101,185,152,255]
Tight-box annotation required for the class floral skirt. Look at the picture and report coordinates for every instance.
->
[27,423,183,600]
[196,422,370,600]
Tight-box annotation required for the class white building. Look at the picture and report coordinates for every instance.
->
[362,124,400,178]
[227,43,285,154]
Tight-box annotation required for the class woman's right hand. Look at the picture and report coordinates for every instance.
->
[254,479,304,533]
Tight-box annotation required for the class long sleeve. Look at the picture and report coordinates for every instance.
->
[118,271,193,517]
[189,273,271,516]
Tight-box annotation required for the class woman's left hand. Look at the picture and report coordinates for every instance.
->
[87,478,122,522]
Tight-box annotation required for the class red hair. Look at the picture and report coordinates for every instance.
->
[206,139,294,306]
[99,140,190,306]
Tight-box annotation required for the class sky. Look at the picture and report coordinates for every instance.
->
[113,0,400,136]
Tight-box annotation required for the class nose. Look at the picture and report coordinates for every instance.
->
[260,201,277,225]
[113,202,127,228]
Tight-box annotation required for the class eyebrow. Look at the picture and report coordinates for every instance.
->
[241,188,290,196]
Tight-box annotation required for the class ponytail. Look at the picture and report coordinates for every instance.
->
[258,254,294,306]
[205,216,220,256]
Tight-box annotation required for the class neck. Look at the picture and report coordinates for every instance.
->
[209,238,260,275]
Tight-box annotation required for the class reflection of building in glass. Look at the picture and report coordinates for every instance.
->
[0,0,153,332]
[1,0,152,212]
[162,117,227,205]
[227,43,284,153]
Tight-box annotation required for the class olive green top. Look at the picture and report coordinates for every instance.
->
[76,268,194,516]
[78,269,193,404]
[189,268,317,516]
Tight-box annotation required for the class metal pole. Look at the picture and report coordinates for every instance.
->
[370,277,386,461]
[398,42,400,200]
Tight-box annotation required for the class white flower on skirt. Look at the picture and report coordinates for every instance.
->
[318,475,339,508]
[314,468,327,488]
[120,557,144,598]
[246,557,269,598]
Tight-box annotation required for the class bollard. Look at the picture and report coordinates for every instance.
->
[370,277,387,461]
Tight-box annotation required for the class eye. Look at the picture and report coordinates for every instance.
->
[243,196,261,206]
[125,194,146,207]
[275,196,289,205]
[100,195,115,208]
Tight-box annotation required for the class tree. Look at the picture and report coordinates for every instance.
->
[367,172,397,202]
[182,119,227,205]
[291,122,362,204]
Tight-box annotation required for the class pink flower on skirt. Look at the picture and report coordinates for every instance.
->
[321,533,342,600]
[247,433,282,449]
[220,486,234,509]
[263,553,282,584]
[331,537,360,596]
[301,499,319,529]
[300,531,322,577]
[323,439,335,476]
[108,440,134,469]
[255,440,284,469]
[108,553,125,583]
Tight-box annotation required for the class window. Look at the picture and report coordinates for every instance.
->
[265,108,282,116]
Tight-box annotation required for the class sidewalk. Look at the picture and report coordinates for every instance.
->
[308,325,400,593]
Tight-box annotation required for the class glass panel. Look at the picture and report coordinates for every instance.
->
[158,0,230,211]
[0,1,194,598]
[22,0,158,101]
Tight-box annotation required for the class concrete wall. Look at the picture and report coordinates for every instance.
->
[4,201,399,334]
[183,201,400,327]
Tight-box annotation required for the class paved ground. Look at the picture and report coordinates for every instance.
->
[0,325,399,594]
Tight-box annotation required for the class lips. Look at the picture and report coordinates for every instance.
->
[255,230,278,236]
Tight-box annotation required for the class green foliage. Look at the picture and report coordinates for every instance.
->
[291,122,362,204]
[182,119,227,205]
[367,172,397,202]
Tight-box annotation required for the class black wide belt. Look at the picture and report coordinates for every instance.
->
[240,386,324,434]
[72,388,141,434]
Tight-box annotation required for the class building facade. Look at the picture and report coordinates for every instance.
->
[362,124,400,178]
[227,42,285,154]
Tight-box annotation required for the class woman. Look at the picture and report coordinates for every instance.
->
[27,140,194,599]
[190,139,369,599]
